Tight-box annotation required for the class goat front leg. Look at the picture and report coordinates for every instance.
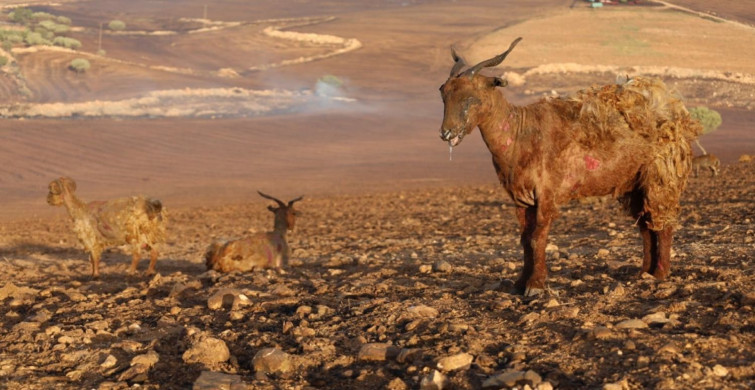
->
[89,248,102,278]
[513,205,552,296]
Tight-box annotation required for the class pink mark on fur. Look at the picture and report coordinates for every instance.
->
[501,137,513,152]
[584,155,601,171]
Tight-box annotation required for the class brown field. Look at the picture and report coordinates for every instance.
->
[0,0,753,389]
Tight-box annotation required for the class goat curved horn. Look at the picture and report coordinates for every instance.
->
[287,196,304,207]
[257,191,285,207]
[462,37,522,78]
[449,46,466,77]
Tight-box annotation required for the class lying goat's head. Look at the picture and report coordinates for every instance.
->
[439,37,522,147]
[47,177,76,206]
[258,191,303,231]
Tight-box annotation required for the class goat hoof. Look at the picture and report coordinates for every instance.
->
[524,286,545,297]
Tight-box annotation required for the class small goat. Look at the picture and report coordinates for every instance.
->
[439,38,701,295]
[692,154,720,177]
[47,177,166,277]
[205,191,302,272]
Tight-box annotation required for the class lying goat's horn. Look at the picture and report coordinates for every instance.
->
[257,191,285,207]
[287,196,304,207]
[462,37,522,78]
[449,46,466,77]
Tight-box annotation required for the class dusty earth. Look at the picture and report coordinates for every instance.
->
[0,0,754,389]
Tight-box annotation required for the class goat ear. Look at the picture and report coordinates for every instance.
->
[493,77,508,88]
[268,205,276,212]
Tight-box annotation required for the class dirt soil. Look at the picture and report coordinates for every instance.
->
[1,162,753,390]
[0,0,754,389]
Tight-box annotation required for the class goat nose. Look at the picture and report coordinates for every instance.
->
[440,129,451,141]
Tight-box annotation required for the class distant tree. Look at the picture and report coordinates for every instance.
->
[69,58,90,73]
[56,16,72,25]
[108,20,126,31]
[24,31,50,46]
[97,49,106,56]
[39,20,70,34]
[0,56,8,67]
[689,106,722,155]
[32,12,55,21]
[53,36,81,49]
[9,7,34,25]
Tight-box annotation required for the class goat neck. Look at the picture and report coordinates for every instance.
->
[477,89,522,158]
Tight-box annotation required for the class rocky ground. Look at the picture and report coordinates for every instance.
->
[0,161,753,389]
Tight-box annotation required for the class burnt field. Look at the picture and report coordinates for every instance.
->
[0,162,753,389]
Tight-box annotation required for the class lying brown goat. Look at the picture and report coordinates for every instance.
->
[47,177,167,277]
[439,38,701,296]
[692,154,720,177]
[205,191,302,272]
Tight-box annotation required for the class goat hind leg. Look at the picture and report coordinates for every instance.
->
[514,205,552,296]
[128,248,141,275]
[638,220,654,275]
[513,206,535,295]
[652,226,673,280]
[146,246,158,275]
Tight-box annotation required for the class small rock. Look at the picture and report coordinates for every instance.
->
[252,348,292,374]
[657,343,679,355]
[591,326,612,340]
[433,260,452,273]
[740,292,755,306]
[482,370,525,388]
[118,363,151,382]
[436,352,473,372]
[545,243,559,253]
[386,377,409,390]
[406,305,439,319]
[615,319,648,329]
[419,264,432,274]
[597,248,610,258]
[193,370,245,390]
[536,382,554,390]
[131,351,159,368]
[712,364,728,377]
[419,369,448,390]
[544,299,559,308]
[603,383,624,390]
[396,348,423,364]
[358,343,400,361]
[207,288,251,310]
[295,305,313,317]
[182,337,230,366]
[100,354,118,369]
[642,312,669,325]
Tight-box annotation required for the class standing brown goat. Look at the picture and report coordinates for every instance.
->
[205,192,302,272]
[439,38,701,296]
[692,154,720,177]
[47,177,167,277]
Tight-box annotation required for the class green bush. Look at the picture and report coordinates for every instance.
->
[9,8,34,25]
[0,56,8,66]
[24,32,50,46]
[56,16,72,25]
[69,58,90,73]
[689,106,722,135]
[52,36,81,49]
[38,20,70,34]
[108,20,126,31]
[32,12,55,21]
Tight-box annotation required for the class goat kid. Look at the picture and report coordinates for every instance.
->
[439,38,701,296]
[692,154,720,177]
[47,177,166,277]
[205,191,302,272]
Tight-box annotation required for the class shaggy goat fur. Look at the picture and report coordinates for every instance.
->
[205,192,302,272]
[692,154,720,177]
[47,177,167,277]
[439,38,701,295]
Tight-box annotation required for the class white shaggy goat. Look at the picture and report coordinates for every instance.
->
[205,191,302,272]
[47,177,167,277]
